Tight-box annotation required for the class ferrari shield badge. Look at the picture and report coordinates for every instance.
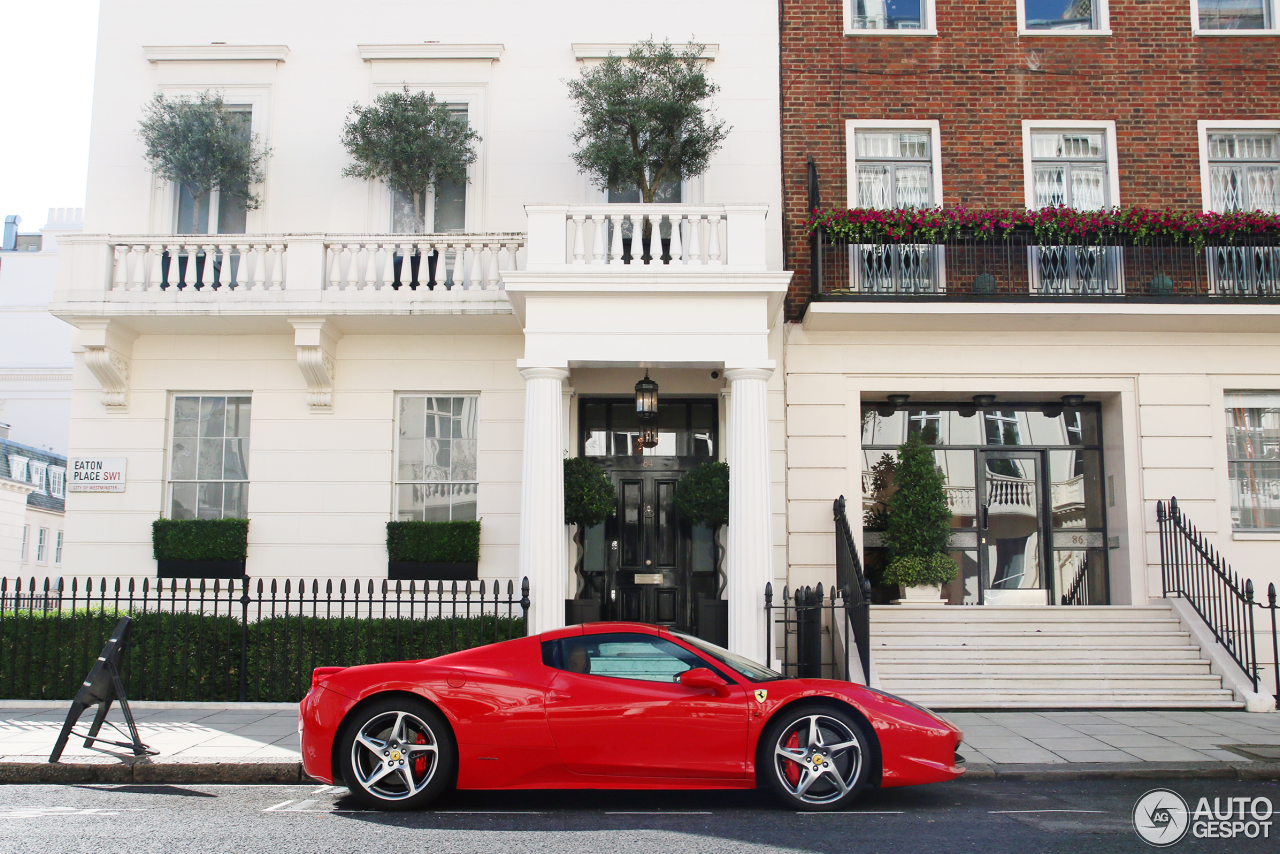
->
[754,689,768,703]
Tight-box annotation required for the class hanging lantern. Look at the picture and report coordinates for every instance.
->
[638,423,659,450]
[635,370,659,420]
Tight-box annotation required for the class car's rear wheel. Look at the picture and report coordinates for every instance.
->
[338,696,455,810]
[761,704,870,811]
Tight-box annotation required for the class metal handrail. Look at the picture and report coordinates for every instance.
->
[834,496,873,683]
[1157,497,1259,694]
[1060,559,1091,606]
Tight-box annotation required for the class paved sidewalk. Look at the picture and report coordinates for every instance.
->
[3,702,1280,782]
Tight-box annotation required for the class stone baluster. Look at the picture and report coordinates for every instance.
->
[232,243,249,289]
[179,243,195,290]
[687,215,702,264]
[707,214,723,266]
[609,213,624,266]
[147,244,164,291]
[630,212,646,265]
[328,243,343,290]
[668,214,683,264]
[589,215,606,264]
[571,214,587,264]
[343,243,358,291]
[251,244,268,290]
[451,242,466,289]
[270,244,285,290]
[213,242,230,288]
[381,242,395,290]
[364,243,378,290]
[111,245,128,291]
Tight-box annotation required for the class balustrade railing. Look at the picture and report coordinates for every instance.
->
[564,205,726,266]
[325,234,525,293]
[110,237,288,292]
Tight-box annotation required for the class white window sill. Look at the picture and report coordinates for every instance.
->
[1193,28,1280,36]
[1233,531,1280,540]
[1019,28,1113,36]
[845,29,938,37]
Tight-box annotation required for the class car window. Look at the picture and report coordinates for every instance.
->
[547,632,707,683]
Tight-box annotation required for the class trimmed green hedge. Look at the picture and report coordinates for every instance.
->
[0,609,523,703]
[152,518,249,561]
[386,520,481,563]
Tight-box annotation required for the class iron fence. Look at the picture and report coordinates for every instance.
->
[0,575,529,703]
[812,230,1280,301]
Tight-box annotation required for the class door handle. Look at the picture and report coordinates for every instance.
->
[548,690,571,701]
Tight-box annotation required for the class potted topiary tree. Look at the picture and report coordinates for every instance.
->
[341,89,480,236]
[881,434,956,602]
[563,456,617,624]
[137,91,270,231]
[567,39,729,260]
[674,460,730,644]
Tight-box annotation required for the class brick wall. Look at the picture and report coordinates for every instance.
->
[780,0,1280,317]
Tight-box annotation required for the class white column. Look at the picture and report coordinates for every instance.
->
[518,367,571,635]
[724,367,774,665]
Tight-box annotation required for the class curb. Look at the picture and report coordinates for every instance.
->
[0,761,318,785]
[0,700,298,711]
[961,761,1280,782]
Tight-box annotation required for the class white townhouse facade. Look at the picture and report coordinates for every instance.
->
[51,0,788,663]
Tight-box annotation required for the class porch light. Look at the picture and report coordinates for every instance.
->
[1061,394,1085,408]
[973,394,997,408]
[638,423,659,450]
[635,371,659,420]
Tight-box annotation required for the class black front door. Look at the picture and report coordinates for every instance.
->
[612,461,685,627]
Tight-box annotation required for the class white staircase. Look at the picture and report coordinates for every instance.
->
[870,604,1242,710]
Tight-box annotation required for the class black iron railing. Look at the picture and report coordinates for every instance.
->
[763,496,873,683]
[812,230,1280,301]
[0,575,530,703]
[1061,559,1092,606]
[1157,497,1264,701]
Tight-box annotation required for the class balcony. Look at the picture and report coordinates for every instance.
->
[805,227,1280,334]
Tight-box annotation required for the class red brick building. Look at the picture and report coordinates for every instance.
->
[780,0,1280,316]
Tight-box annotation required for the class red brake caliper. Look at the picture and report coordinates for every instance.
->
[783,731,801,785]
[414,732,428,776]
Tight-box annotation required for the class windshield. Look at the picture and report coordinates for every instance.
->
[672,632,783,683]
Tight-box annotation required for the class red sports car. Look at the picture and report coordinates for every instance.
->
[299,622,964,811]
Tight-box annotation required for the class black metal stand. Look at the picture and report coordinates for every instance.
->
[49,616,156,763]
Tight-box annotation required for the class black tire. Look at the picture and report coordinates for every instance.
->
[338,696,456,811]
[760,703,871,811]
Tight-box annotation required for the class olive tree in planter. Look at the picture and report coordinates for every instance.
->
[563,457,617,624]
[341,89,480,236]
[137,91,269,231]
[674,461,729,645]
[881,434,956,602]
[386,520,481,581]
[152,518,249,579]
[567,39,729,259]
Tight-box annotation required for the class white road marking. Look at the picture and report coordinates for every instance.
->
[435,811,545,815]
[606,811,713,815]
[0,807,147,818]
[797,811,904,815]
[989,809,1108,814]
[263,800,297,812]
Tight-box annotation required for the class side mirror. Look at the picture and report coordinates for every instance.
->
[679,667,729,697]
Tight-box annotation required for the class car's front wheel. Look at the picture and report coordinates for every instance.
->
[761,704,871,811]
[338,696,455,810]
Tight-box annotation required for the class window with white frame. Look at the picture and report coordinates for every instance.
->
[36,528,48,564]
[7,455,28,484]
[846,0,932,31]
[396,395,478,522]
[853,129,935,208]
[1207,131,1280,213]
[175,106,254,235]
[49,467,65,498]
[1030,130,1110,209]
[1197,0,1275,31]
[29,461,47,493]
[20,525,29,563]
[1226,392,1280,530]
[1020,0,1108,31]
[169,395,251,519]
[391,105,470,233]
[55,530,63,565]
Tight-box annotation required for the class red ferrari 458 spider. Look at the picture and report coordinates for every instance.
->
[299,622,964,811]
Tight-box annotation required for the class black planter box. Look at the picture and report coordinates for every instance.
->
[565,598,602,626]
[156,559,246,579]
[387,561,479,581]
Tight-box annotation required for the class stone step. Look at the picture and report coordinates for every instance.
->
[880,659,1213,675]
[873,631,1192,646]
[873,645,1205,660]
[878,673,1226,691]
[901,691,1243,711]
[871,619,1181,632]
[870,607,1175,623]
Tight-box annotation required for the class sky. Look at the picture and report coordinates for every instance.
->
[0,0,100,231]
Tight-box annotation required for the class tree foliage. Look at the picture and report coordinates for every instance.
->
[882,434,956,586]
[137,91,269,210]
[674,461,729,530]
[341,89,480,233]
[564,457,617,528]
[567,40,729,203]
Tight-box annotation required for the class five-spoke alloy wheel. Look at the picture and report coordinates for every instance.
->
[339,697,456,810]
[762,704,870,811]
